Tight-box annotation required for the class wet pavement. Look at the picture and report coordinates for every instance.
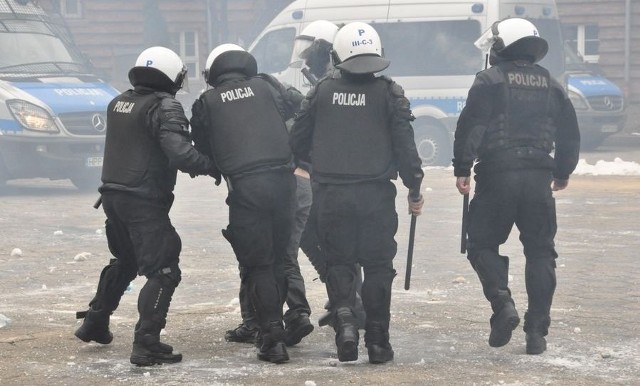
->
[0,151,638,385]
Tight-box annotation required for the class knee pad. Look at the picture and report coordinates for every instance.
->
[146,265,182,288]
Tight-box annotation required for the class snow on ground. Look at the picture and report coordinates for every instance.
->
[573,158,640,176]
[427,158,640,176]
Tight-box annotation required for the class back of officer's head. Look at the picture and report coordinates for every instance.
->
[490,18,548,64]
[204,43,257,86]
[330,22,390,75]
[128,46,187,94]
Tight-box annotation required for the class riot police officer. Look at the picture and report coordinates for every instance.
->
[290,22,424,364]
[74,46,215,366]
[190,44,299,364]
[453,18,580,354]
[292,20,368,330]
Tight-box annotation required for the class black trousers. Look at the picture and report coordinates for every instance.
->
[236,174,312,326]
[89,191,182,337]
[313,180,397,325]
[224,171,296,328]
[467,169,557,332]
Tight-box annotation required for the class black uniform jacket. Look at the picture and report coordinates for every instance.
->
[453,59,580,180]
[100,86,213,201]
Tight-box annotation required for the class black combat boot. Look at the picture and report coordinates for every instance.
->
[524,312,550,355]
[74,307,113,344]
[525,333,547,354]
[130,334,182,366]
[489,301,520,347]
[284,312,314,347]
[225,322,259,344]
[365,321,394,364]
[334,307,359,362]
[257,321,289,364]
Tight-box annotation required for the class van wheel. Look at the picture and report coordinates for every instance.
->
[70,172,101,192]
[414,124,451,166]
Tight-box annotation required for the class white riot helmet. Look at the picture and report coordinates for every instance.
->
[130,46,187,90]
[293,20,339,60]
[331,22,390,74]
[204,43,257,85]
[474,18,548,63]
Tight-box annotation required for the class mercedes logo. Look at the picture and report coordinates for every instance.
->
[91,113,106,132]
[603,96,614,110]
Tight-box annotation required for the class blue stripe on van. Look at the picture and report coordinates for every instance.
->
[9,81,118,114]
[567,75,621,97]
[0,118,21,132]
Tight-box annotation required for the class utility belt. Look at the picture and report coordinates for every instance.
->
[224,163,293,192]
[480,145,549,161]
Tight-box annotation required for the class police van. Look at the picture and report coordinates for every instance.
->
[0,0,118,190]
[249,0,621,165]
[564,43,625,150]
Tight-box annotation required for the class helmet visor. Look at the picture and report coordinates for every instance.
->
[292,35,315,63]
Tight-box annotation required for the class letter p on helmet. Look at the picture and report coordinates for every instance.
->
[145,60,153,67]
[358,29,365,36]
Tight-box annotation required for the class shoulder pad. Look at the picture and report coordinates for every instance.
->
[256,73,285,90]
[157,96,188,129]
[157,95,183,110]
[378,76,406,98]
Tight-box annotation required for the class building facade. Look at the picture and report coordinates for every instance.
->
[38,0,290,91]
[35,0,640,107]
[556,0,640,103]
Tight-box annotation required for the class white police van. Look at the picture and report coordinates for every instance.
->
[249,0,614,165]
[0,0,118,190]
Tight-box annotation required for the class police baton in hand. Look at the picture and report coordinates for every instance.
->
[404,213,417,290]
[460,193,469,254]
[404,191,420,291]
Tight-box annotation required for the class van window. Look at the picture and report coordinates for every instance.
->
[251,27,296,74]
[377,20,483,77]
[0,19,86,73]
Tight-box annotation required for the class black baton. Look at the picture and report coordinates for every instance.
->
[404,214,417,290]
[460,193,469,254]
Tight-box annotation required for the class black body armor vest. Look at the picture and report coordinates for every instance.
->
[481,61,555,156]
[101,91,163,186]
[201,77,292,175]
[311,77,392,178]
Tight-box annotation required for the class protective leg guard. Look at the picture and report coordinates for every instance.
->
[131,269,181,366]
[334,307,359,362]
[257,321,289,364]
[365,321,394,364]
[318,295,365,330]
[74,307,113,344]
[325,265,358,310]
